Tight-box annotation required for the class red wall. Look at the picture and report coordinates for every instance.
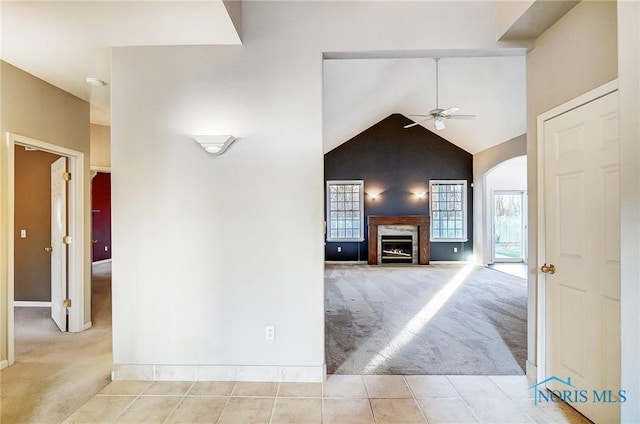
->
[92,172,111,261]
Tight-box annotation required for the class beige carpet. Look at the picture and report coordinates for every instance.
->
[1,262,113,424]
[325,263,527,375]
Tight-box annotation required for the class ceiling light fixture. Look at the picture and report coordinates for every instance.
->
[193,135,237,155]
[86,77,108,87]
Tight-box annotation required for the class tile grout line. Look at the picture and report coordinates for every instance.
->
[214,381,239,424]
[267,381,281,424]
[109,393,144,423]
[444,376,484,424]
[227,395,283,398]
[486,375,514,398]
[368,396,378,424]
[102,381,155,423]
[362,375,379,424]
[403,375,431,424]
[160,381,197,424]
[362,374,371,398]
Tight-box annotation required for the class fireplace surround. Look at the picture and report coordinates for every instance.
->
[368,215,430,265]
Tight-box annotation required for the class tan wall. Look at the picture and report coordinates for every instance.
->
[526,0,618,366]
[14,146,61,301]
[0,61,90,362]
[473,133,527,266]
[90,124,110,171]
[618,1,640,419]
[496,0,535,39]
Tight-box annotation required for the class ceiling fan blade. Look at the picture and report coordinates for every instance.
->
[448,114,476,120]
[408,114,429,118]
[404,117,433,129]
[441,107,460,115]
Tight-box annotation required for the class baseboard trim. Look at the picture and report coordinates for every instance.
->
[324,261,367,264]
[0,360,8,370]
[83,321,93,330]
[429,260,474,264]
[112,364,325,383]
[526,360,537,383]
[14,301,51,307]
[92,259,112,265]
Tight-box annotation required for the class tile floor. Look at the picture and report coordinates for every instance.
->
[62,375,591,424]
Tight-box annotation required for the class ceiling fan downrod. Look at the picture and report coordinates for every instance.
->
[434,57,440,110]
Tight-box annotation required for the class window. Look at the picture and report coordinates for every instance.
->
[430,180,468,242]
[326,180,364,242]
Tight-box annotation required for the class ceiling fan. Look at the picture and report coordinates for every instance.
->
[404,58,476,131]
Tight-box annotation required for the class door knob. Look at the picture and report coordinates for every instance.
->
[44,246,52,252]
[92,239,98,244]
[541,263,556,274]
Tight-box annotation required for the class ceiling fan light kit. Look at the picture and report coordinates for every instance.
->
[404,58,476,131]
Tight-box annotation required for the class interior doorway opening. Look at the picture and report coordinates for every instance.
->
[6,133,87,365]
[91,172,111,263]
[484,155,528,267]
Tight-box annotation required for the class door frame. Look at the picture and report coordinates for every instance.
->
[535,79,618,383]
[6,132,86,365]
[492,189,527,263]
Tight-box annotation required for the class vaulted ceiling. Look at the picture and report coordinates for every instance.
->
[323,55,526,154]
[1,1,527,155]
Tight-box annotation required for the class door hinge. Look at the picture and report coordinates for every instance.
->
[63,172,71,181]
[63,235,72,244]
[63,299,72,308]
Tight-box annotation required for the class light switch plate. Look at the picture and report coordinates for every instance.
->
[20,229,26,238]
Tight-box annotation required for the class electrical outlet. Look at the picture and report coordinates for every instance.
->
[265,325,275,341]
[337,246,342,253]
[453,247,458,253]
[104,246,109,252]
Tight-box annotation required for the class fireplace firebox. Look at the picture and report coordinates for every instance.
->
[381,235,413,264]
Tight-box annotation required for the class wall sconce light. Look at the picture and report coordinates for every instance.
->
[414,191,427,200]
[86,77,108,87]
[193,135,236,155]
[369,192,381,201]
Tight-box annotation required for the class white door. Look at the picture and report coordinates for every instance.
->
[51,157,67,332]
[544,91,620,423]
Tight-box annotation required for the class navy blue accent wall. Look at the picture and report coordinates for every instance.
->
[324,114,473,262]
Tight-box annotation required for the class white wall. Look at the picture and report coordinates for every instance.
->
[110,1,526,379]
[618,1,640,420]
[486,156,527,191]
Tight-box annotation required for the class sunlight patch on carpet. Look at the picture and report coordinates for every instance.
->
[363,263,476,374]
